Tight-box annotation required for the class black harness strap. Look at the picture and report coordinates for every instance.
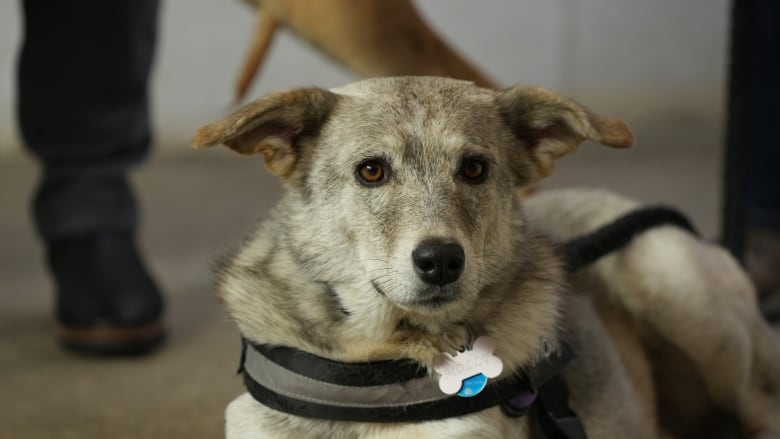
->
[562,206,697,273]
[534,375,587,439]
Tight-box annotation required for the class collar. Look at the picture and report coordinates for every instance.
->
[238,337,576,424]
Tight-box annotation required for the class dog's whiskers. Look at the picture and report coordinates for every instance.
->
[366,267,394,275]
[353,270,401,295]
[361,258,391,264]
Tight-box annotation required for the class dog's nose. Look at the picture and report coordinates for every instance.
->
[412,240,465,285]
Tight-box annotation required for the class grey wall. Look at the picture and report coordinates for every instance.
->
[0,0,729,156]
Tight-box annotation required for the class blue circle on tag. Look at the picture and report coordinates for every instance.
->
[457,373,488,398]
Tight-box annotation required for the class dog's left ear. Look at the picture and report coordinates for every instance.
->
[192,88,340,179]
[497,84,634,182]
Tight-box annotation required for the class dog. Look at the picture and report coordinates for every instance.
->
[193,76,780,438]
[234,0,497,100]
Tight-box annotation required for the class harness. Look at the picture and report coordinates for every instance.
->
[237,206,697,437]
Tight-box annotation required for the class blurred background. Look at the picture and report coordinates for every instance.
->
[0,0,729,437]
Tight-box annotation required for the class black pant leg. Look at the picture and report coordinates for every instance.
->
[743,0,780,230]
[17,0,160,239]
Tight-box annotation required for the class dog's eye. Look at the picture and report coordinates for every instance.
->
[460,158,488,184]
[356,160,387,186]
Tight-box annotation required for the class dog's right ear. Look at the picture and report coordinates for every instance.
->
[192,88,339,179]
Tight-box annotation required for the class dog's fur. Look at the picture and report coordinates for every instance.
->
[193,77,780,438]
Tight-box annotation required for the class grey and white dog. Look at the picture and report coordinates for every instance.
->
[194,77,780,438]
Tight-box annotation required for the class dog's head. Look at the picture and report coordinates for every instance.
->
[194,77,632,321]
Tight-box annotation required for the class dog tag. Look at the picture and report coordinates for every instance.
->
[433,336,503,397]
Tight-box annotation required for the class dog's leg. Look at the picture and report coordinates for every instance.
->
[563,293,660,439]
[593,298,658,423]
[234,8,278,101]
[598,219,780,437]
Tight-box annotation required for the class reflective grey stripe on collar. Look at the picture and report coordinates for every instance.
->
[243,343,450,408]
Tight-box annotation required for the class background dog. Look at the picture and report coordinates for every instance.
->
[193,77,780,438]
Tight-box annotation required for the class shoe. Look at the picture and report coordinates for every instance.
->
[47,232,165,355]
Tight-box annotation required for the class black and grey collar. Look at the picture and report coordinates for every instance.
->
[238,337,580,429]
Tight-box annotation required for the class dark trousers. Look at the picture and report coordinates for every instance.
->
[17,0,160,239]
[723,0,780,256]
[742,1,780,229]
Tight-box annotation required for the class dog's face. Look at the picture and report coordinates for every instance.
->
[306,79,518,314]
[194,77,632,319]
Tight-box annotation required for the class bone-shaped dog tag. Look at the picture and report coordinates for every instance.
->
[433,336,503,398]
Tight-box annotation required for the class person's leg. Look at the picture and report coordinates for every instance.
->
[17,0,165,354]
[723,0,780,321]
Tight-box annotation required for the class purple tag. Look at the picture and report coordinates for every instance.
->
[506,391,538,411]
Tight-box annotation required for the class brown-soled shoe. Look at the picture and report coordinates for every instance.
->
[47,232,165,356]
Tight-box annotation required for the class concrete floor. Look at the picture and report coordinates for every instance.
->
[0,104,727,438]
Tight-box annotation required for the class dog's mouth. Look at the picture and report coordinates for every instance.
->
[412,294,457,309]
[372,280,460,311]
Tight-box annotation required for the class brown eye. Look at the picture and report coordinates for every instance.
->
[356,160,387,185]
[461,158,488,184]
